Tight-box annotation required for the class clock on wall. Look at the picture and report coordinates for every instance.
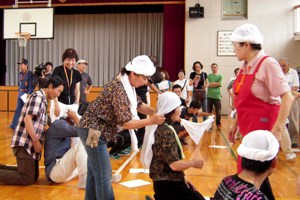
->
[222,0,247,19]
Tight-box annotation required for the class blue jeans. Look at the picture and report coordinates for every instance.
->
[78,128,114,200]
[10,91,26,129]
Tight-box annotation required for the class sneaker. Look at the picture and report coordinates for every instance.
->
[286,152,297,160]
[145,195,153,200]
[292,143,299,148]
[234,132,242,140]
[180,138,188,145]
[109,153,121,160]
[118,147,132,155]
[292,148,300,153]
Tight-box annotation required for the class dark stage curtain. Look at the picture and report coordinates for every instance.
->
[0,9,6,85]
[163,4,184,81]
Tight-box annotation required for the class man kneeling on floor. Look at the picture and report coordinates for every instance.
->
[44,110,87,188]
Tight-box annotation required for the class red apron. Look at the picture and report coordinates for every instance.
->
[233,56,280,172]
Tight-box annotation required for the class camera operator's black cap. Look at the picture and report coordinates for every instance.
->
[17,58,28,65]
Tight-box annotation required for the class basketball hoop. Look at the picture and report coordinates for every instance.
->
[15,32,31,47]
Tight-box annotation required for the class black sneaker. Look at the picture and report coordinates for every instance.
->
[109,153,121,160]
[180,138,188,145]
[292,143,299,148]
[145,195,153,200]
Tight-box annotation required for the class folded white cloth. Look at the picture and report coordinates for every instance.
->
[49,100,80,123]
[180,116,214,145]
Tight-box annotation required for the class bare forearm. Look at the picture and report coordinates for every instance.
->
[169,160,195,171]
[122,118,154,130]
[137,103,155,115]
[149,83,160,94]
[275,91,293,126]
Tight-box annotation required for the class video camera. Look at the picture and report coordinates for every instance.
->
[34,63,46,77]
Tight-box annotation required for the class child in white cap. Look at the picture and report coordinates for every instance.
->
[141,92,206,200]
[214,130,279,200]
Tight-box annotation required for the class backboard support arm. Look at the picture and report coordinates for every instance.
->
[13,0,52,8]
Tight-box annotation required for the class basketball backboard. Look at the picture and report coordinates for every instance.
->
[3,7,54,39]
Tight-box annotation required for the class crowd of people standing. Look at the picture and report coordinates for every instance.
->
[2,22,300,199]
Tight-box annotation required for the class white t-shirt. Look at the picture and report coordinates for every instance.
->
[174,78,191,100]
[285,68,299,89]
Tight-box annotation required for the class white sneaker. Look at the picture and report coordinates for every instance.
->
[286,153,296,160]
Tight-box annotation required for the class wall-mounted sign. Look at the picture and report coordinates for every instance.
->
[217,30,235,56]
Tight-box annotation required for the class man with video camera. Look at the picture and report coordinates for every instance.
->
[34,62,53,89]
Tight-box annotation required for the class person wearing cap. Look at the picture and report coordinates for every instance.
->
[76,59,92,104]
[141,92,205,200]
[228,23,293,200]
[51,48,82,119]
[10,58,35,130]
[214,130,279,199]
[0,76,64,185]
[77,55,165,200]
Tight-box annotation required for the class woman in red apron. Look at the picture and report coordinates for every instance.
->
[228,23,293,200]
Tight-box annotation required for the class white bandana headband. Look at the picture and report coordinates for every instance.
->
[125,55,155,76]
[237,130,279,162]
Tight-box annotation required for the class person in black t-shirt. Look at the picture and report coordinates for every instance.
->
[189,61,208,121]
[52,48,82,118]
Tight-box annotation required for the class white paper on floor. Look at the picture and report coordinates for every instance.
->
[208,145,227,149]
[120,179,151,188]
[129,168,149,174]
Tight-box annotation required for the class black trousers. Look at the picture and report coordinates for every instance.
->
[107,130,131,155]
[153,180,206,200]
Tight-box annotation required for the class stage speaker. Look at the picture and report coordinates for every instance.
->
[189,3,204,18]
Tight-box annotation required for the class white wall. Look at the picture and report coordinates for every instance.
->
[185,0,300,114]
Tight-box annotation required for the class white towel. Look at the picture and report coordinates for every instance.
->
[120,73,140,152]
[180,116,214,145]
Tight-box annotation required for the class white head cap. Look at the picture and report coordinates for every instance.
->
[156,92,181,115]
[76,59,88,66]
[230,23,263,44]
[237,130,279,162]
[125,55,155,77]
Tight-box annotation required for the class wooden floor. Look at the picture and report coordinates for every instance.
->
[0,112,299,200]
